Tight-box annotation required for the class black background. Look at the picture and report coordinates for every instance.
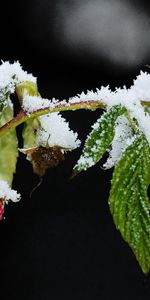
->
[1,0,150,299]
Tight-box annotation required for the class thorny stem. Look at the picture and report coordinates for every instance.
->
[0,100,105,137]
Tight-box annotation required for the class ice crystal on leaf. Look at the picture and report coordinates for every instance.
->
[109,134,150,274]
[74,105,126,173]
[103,115,135,169]
[0,61,36,89]
[0,61,36,109]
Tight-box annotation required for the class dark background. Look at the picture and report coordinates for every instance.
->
[1,0,150,299]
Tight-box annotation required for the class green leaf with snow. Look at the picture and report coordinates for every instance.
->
[74,105,125,173]
[109,134,150,274]
[16,81,40,104]
[0,105,18,186]
[16,81,41,149]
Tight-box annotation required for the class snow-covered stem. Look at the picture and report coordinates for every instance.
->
[0,96,149,138]
[0,100,105,138]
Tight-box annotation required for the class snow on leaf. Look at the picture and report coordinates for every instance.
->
[0,61,36,109]
[109,134,150,274]
[73,105,125,173]
[0,61,36,89]
[17,81,42,151]
[103,115,135,169]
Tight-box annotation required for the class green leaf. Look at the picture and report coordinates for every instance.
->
[109,134,150,274]
[0,105,18,186]
[22,118,40,148]
[74,105,125,172]
[16,81,41,149]
[15,81,40,104]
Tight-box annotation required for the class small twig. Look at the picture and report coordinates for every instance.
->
[30,177,43,198]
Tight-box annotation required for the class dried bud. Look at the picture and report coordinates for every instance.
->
[31,146,64,177]
[20,146,65,177]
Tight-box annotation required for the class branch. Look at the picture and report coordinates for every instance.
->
[0,100,105,137]
[0,95,149,138]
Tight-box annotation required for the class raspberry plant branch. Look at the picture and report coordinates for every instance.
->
[0,62,150,274]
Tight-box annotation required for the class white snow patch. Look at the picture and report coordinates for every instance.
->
[36,112,80,150]
[103,115,136,169]
[77,155,95,170]
[132,71,150,102]
[0,180,21,203]
[0,61,36,92]
[22,95,68,114]
[69,71,150,107]
[0,61,36,108]
[23,95,53,113]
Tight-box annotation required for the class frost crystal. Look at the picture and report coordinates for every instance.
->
[22,95,59,113]
[36,113,81,150]
[103,115,135,169]
[132,71,150,102]
[77,155,95,169]
[0,61,36,90]
[0,180,20,203]
[69,71,150,106]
